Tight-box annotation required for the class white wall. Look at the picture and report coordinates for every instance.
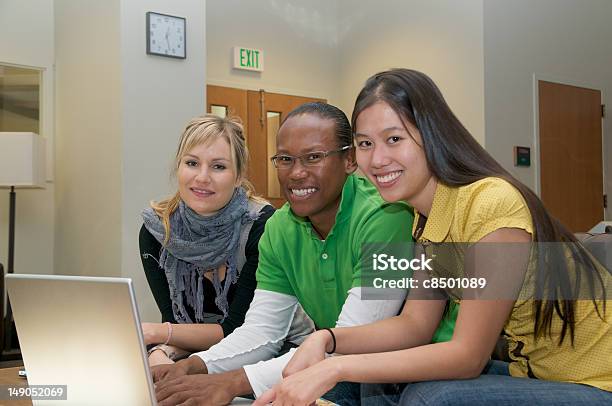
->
[336,0,485,145]
[53,0,206,322]
[206,0,484,142]
[206,0,340,104]
[120,0,207,322]
[54,0,123,277]
[0,0,55,278]
[484,0,612,221]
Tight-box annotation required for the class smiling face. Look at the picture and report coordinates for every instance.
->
[177,136,241,216]
[354,101,437,213]
[276,113,354,225]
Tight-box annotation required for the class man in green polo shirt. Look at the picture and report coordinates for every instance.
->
[255,169,412,330]
[152,103,453,405]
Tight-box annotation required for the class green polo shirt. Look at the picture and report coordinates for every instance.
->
[256,174,414,328]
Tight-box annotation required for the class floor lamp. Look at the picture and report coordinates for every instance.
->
[0,132,46,360]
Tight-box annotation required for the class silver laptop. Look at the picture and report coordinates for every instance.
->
[6,274,156,405]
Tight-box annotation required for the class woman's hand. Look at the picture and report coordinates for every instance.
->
[283,329,332,378]
[255,358,341,406]
[148,349,174,367]
[142,322,167,345]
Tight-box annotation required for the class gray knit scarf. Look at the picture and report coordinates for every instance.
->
[142,187,258,323]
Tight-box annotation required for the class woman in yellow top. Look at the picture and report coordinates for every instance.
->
[255,69,612,405]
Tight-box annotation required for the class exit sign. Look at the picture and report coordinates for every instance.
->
[233,47,264,72]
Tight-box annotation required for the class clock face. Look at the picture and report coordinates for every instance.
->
[146,12,186,59]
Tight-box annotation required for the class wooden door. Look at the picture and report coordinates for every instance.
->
[247,90,325,208]
[206,85,325,208]
[206,85,248,126]
[539,81,604,232]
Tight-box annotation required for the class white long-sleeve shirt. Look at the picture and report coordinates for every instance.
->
[192,287,406,397]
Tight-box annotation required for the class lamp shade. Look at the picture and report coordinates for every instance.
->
[0,132,46,187]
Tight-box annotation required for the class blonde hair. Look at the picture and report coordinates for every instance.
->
[151,114,267,244]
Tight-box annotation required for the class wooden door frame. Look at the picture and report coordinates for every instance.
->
[246,90,326,208]
[206,80,325,102]
[532,73,606,201]
[205,83,326,208]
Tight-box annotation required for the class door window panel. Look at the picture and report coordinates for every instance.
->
[209,104,228,118]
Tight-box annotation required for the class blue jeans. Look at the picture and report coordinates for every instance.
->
[323,362,510,405]
[399,375,612,405]
[399,361,612,406]
[324,382,405,406]
[326,361,612,405]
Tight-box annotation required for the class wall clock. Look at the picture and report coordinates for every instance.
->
[146,12,186,59]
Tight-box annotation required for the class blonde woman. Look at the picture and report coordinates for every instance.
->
[140,115,274,366]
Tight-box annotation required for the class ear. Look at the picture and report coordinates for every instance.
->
[344,148,358,174]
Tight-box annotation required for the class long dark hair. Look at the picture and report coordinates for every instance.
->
[352,68,605,345]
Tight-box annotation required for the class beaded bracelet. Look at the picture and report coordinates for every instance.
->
[163,322,173,345]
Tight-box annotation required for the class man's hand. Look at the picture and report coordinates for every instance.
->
[155,369,252,406]
[152,356,207,383]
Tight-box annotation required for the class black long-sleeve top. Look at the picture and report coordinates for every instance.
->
[139,205,275,337]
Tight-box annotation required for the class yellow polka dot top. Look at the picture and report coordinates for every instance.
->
[412,177,612,392]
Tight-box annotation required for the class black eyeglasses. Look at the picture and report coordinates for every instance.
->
[270,145,352,169]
